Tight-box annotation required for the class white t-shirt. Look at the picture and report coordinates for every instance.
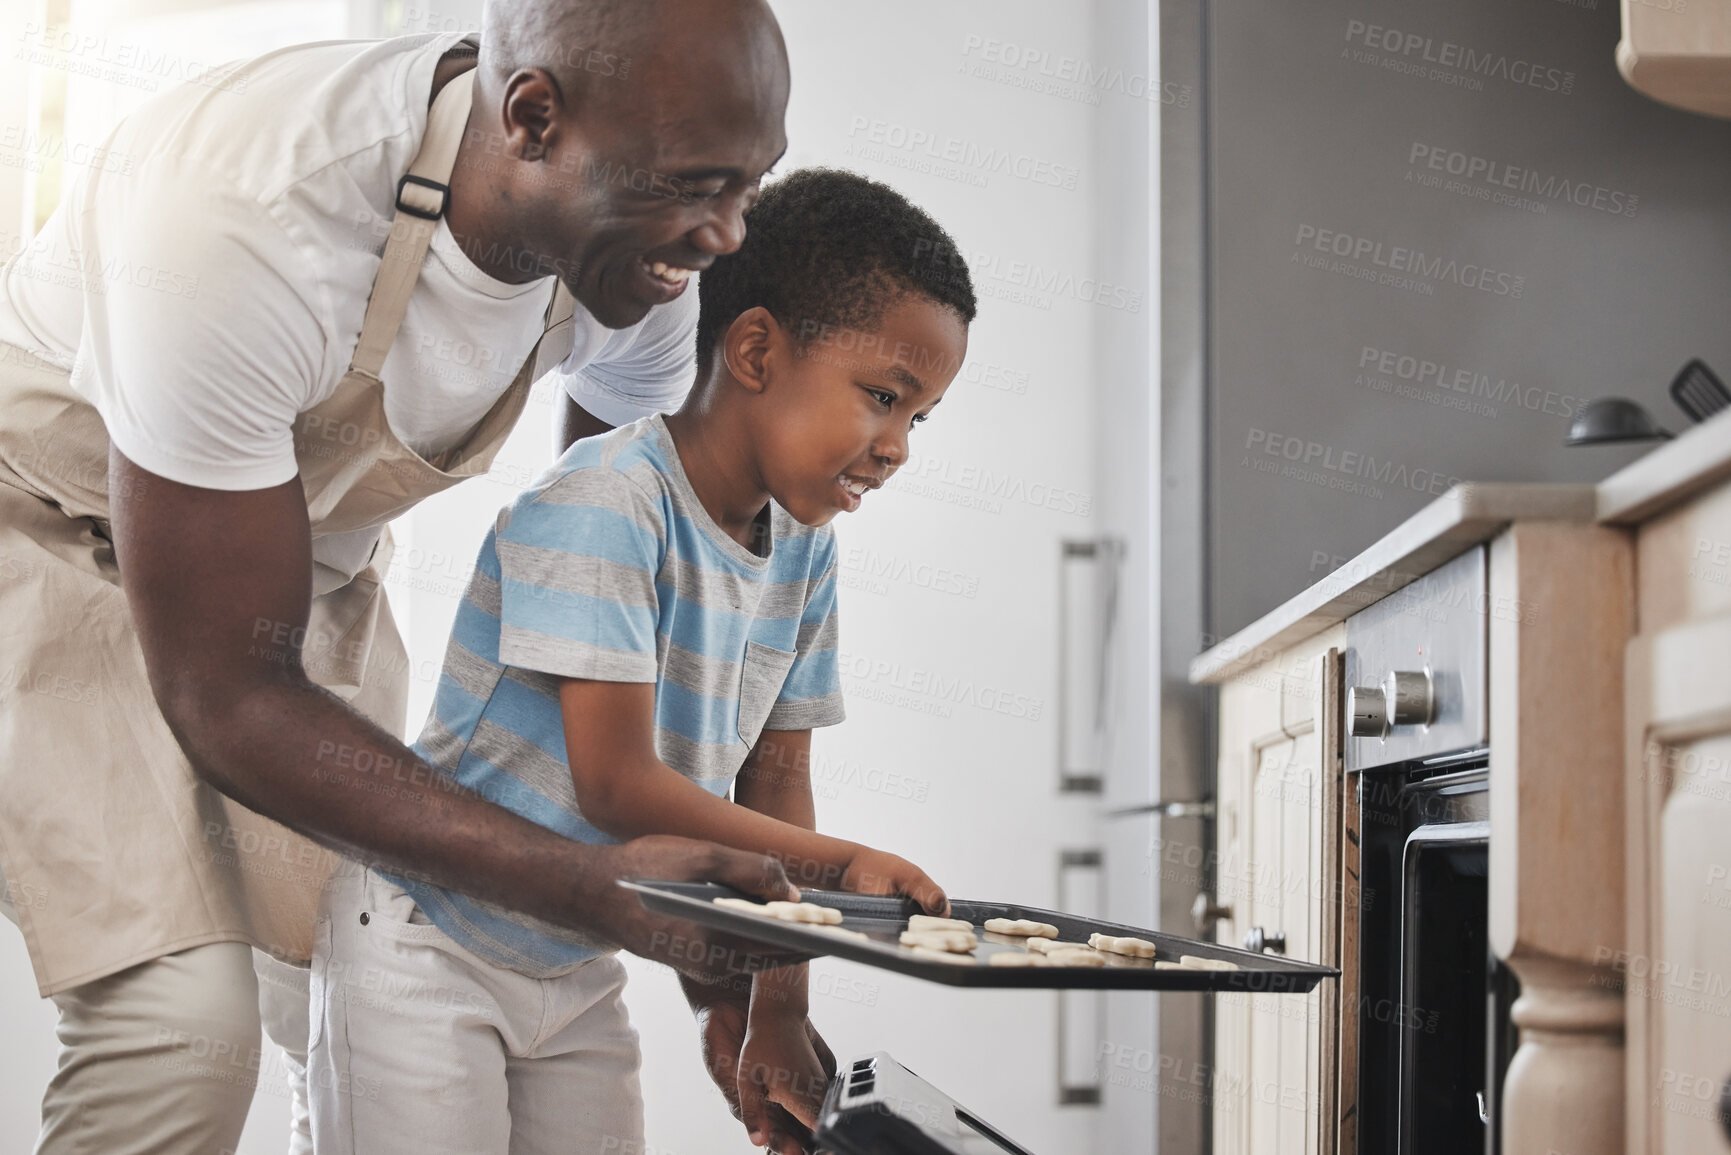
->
[0,33,697,492]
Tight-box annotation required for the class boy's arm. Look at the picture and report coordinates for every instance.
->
[559,680,847,879]
[559,681,948,911]
[735,729,818,1021]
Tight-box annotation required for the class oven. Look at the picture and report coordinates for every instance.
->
[1344,545,1519,1155]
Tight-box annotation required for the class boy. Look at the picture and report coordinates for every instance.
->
[308,168,977,1155]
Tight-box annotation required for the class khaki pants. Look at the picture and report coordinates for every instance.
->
[0,865,312,1155]
[309,864,645,1154]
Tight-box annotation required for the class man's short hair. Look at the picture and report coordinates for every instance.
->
[695,168,977,375]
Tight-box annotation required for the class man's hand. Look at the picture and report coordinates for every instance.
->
[683,976,837,1154]
[739,1009,834,1150]
[841,846,950,916]
[593,836,812,981]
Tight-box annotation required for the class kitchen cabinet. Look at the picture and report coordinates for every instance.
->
[1211,625,1344,1155]
[1193,412,1731,1155]
[1618,1,1731,119]
[1619,473,1731,1154]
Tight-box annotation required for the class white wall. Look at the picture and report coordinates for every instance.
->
[0,1,1157,1152]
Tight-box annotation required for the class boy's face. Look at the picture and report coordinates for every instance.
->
[752,297,968,526]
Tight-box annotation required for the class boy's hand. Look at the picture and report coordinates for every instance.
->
[840,847,950,916]
[739,1009,835,1151]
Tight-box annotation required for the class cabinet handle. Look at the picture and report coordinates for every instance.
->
[1242,926,1286,954]
[1056,849,1103,1106]
[1191,892,1232,936]
[1058,538,1124,793]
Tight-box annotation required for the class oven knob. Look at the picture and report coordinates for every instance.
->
[1347,685,1389,738]
[1383,670,1436,727]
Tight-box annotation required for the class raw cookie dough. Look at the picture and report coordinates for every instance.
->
[908,914,974,932]
[1088,933,1157,958]
[1154,961,1186,970]
[1178,954,1240,971]
[1044,948,1106,968]
[983,918,1060,938]
[899,929,977,953]
[713,897,844,925]
[1026,938,1093,955]
[988,952,1051,967]
[811,925,871,941]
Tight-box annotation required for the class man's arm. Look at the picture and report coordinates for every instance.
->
[108,448,802,975]
[555,390,612,455]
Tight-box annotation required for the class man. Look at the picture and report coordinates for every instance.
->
[0,1,823,1152]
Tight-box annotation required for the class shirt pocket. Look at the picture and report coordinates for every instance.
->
[737,641,797,747]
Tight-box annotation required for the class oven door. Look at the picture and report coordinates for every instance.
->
[1400,821,1490,1155]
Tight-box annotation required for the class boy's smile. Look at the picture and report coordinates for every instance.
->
[667,296,969,547]
[757,296,969,526]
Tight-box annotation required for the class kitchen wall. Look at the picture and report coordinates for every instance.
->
[1206,0,1731,638]
[0,0,1164,1151]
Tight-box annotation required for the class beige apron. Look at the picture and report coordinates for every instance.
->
[0,67,576,996]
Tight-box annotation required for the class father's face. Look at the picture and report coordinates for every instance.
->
[517,24,789,329]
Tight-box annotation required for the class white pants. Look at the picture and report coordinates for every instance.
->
[308,864,644,1155]
[0,861,313,1155]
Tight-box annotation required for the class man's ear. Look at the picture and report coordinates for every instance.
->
[498,67,565,163]
[722,307,781,395]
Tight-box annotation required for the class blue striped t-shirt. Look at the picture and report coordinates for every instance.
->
[392,414,845,976]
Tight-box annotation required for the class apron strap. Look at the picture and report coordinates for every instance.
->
[348,66,577,391]
[350,68,476,380]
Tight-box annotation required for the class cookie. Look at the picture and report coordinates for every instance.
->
[712,897,844,925]
[899,929,976,953]
[1089,933,1157,958]
[1026,938,1093,955]
[1044,948,1106,968]
[908,914,974,933]
[1178,954,1240,971]
[983,918,1060,938]
[988,952,1051,967]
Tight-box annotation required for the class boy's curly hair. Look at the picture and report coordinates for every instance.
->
[695,167,977,375]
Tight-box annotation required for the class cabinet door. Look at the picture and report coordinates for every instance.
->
[1627,615,1731,1154]
[1213,640,1342,1155]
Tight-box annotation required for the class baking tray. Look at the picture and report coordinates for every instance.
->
[621,881,1336,992]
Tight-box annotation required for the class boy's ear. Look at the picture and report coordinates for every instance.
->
[721,307,781,395]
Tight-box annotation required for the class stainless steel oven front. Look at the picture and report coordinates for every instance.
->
[1344,545,1517,1155]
